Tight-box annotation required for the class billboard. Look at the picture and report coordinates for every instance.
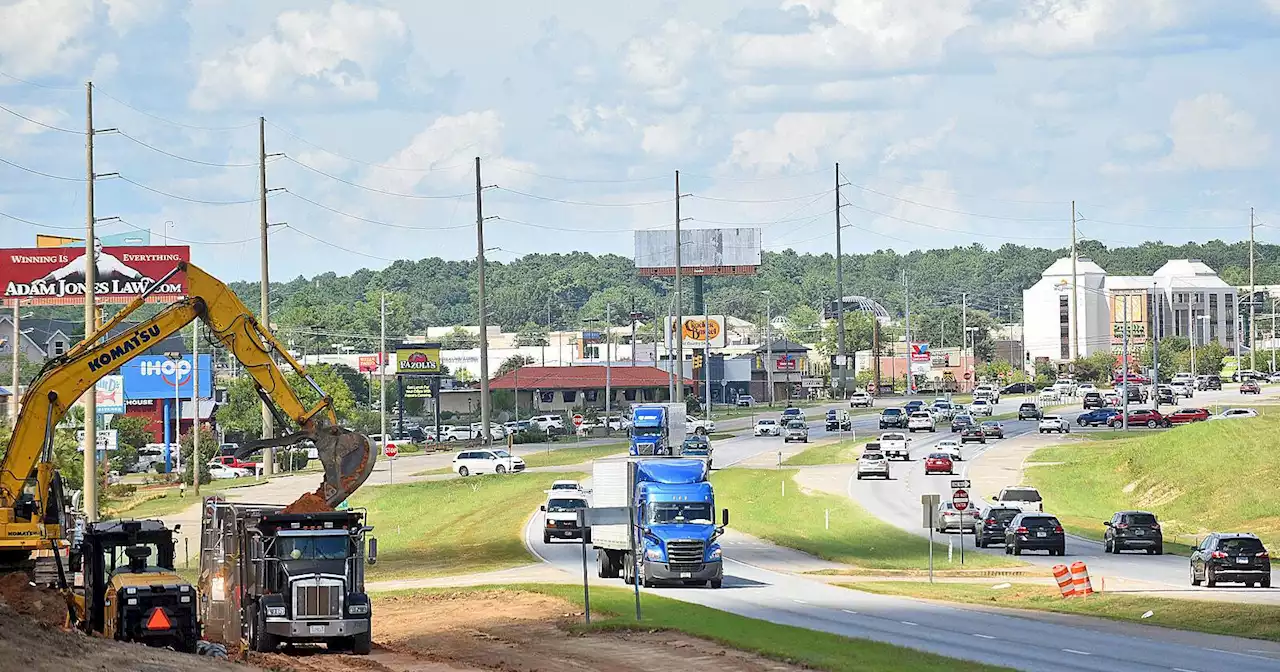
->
[395,344,442,375]
[358,354,380,373]
[635,228,761,276]
[665,315,728,349]
[119,354,213,400]
[95,375,126,414]
[1110,293,1147,342]
[910,342,931,363]
[37,231,152,247]
[0,245,189,306]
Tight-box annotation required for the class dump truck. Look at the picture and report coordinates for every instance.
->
[591,457,728,588]
[199,498,377,654]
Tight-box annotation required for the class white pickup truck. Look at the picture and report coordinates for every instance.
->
[995,486,1044,512]
[973,384,1000,404]
[877,432,911,460]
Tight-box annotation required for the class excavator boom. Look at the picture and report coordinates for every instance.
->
[0,262,377,542]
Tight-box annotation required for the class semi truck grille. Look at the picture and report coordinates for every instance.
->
[667,539,704,570]
[293,580,343,619]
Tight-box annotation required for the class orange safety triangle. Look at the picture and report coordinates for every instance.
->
[145,607,172,630]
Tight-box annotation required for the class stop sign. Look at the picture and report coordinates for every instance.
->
[572,414,584,428]
[383,442,398,458]
[963,372,972,380]
[952,488,970,511]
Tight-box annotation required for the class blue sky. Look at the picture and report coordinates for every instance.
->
[1,0,1279,282]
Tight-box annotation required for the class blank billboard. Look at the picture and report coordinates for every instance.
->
[635,228,761,276]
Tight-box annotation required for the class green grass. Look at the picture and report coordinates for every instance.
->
[352,471,584,579]
[377,584,1010,672]
[105,475,261,519]
[711,469,1021,570]
[1025,414,1280,552]
[783,437,873,466]
[521,442,628,468]
[846,582,1280,643]
[412,466,454,476]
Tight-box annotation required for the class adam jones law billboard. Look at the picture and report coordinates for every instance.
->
[1,245,190,305]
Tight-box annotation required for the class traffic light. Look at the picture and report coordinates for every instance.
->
[692,353,703,368]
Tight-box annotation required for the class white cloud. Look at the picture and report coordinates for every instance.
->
[366,111,535,194]
[881,121,956,165]
[1156,93,1271,171]
[0,105,74,150]
[983,0,1189,57]
[564,103,641,154]
[0,0,94,77]
[623,20,713,106]
[102,0,165,35]
[188,1,408,110]
[641,108,705,158]
[729,0,974,72]
[724,112,897,175]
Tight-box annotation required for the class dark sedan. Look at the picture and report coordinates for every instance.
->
[979,420,1004,439]
[1002,382,1036,394]
[1076,408,1120,427]
[959,426,987,444]
[1004,513,1066,556]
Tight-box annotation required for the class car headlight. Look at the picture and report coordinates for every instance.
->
[708,547,722,560]
[348,603,369,615]
[644,547,664,561]
[266,605,286,617]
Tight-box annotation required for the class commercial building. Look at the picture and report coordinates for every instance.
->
[487,365,695,413]
[1023,258,1237,364]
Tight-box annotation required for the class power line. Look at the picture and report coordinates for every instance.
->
[114,176,260,205]
[115,131,258,167]
[842,201,1064,241]
[494,164,668,184]
[0,156,84,181]
[690,188,834,204]
[0,208,86,230]
[495,187,674,208]
[94,87,258,132]
[0,69,80,91]
[283,190,473,231]
[281,155,471,199]
[0,103,83,134]
[265,119,473,173]
[843,179,1062,223]
[115,218,278,246]
[281,224,398,262]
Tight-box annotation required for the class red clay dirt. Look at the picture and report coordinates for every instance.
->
[0,572,68,629]
[281,491,333,514]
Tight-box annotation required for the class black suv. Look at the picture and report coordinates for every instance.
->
[1081,391,1104,409]
[975,506,1021,548]
[1103,511,1163,554]
[1156,386,1176,405]
[879,408,907,429]
[1196,375,1222,391]
[1017,403,1041,420]
[1004,513,1066,556]
[1191,533,1271,588]
[1002,382,1036,394]
[950,414,974,432]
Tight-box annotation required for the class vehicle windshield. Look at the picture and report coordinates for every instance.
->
[861,452,885,461]
[106,543,168,574]
[982,422,999,427]
[881,434,905,441]
[1124,513,1157,525]
[492,450,512,458]
[1023,516,1061,528]
[758,420,776,425]
[547,498,586,513]
[955,416,972,423]
[787,422,806,429]
[882,409,902,416]
[988,509,1019,523]
[551,483,578,490]
[276,535,348,561]
[1218,537,1266,554]
[633,426,663,437]
[649,502,714,525]
[1020,404,1035,409]
[1002,489,1042,502]
[927,453,950,459]
[910,413,930,419]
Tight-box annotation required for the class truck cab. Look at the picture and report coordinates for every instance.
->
[629,403,687,456]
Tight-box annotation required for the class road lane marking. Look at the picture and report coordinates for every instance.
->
[1061,649,1091,656]
[1172,668,1200,672]
[973,633,996,640]
[841,609,858,614]
[792,599,808,605]
[900,621,918,626]
[1205,648,1278,661]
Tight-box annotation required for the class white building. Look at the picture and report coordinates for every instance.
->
[1023,258,1236,364]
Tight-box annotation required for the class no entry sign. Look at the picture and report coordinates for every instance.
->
[952,488,970,511]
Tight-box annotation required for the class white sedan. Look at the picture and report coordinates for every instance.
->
[754,419,781,436]
[1211,408,1259,420]
[969,399,993,416]
[209,464,250,480]
[935,439,963,462]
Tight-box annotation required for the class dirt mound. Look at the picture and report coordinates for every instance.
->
[0,573,67,628]
[282,491,333,514]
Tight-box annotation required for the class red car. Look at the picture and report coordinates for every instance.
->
[1166,408,1210,424]
[924,453,954,475]
[210,455,259,471]
[1109,409,1169,428]
[1241,380,1261,394]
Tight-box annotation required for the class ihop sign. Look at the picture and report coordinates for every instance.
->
[119,354,213,401]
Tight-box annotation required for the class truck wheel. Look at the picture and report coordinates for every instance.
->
[351,628,373,655]
[709,578,723,589]
[248,604,278,653]
[543,531,552,544]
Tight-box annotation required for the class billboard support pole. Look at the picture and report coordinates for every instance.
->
[674,170,683,403]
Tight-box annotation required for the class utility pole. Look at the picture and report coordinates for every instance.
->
[834,162,847,398]
[379,293,387,459]
[674,170,684,402]
[1122,295,1130,431]
[475,157,492,446]
[1151,283,1161,411]
[961,293,967,392]
[764,291,774,405]
[1070,201,1078,361]
[630,297,637,367]
[605,303,612,428]
[192,321,200,496]
[1272,299,1277,373]
[1250,207,1257,373]
[704,308,712,415]
[903,270,912,394]
[9,303,19,426]
[258,116,275,477]
[871,318,881,397]
[83,81,99,522]
[543,297,550,367]
[1189,295,1197,377]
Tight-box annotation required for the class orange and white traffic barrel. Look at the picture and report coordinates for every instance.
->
[1052,564,1076,597]
[1069,561,1094,596]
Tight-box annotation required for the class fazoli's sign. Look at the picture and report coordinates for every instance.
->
[0,245,190,305]
[395,344,442,375]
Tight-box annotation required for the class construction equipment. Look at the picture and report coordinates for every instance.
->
[0,261,378,580]
[199,498,376,653]
[70,518,199,652]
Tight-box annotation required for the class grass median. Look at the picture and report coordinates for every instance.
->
[846,582,1280,643]
[712,469,1021,570]
[783,437,873,466]
[352,471,584,579]
[1024,414,1280,553]
[105,475,263,519]
[522,441,628,468]
[379,584,1010,672]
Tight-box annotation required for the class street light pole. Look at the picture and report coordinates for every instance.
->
[763,291,774,406]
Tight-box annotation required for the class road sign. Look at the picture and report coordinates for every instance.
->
[75,429,118,452]
[572,414,584,428]
[921,493,940,528]
[952,488,970,511]
[383,442,398,458]
[950,479,971,489]
[963,372,972,380]
[577,506,631,527]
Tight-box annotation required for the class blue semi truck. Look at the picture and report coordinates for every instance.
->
[590,458,728,588]
[628,402,687,455]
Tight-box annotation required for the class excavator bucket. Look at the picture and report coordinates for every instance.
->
[311,426,378,507]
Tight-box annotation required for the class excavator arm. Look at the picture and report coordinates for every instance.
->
[0,262,377,528]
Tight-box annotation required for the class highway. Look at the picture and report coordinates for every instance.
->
[522,390,1280,671]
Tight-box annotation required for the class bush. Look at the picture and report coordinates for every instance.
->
[511,427,549,445]
[104,482,137,500]
[274,448,310,472]
[179,426,216,486]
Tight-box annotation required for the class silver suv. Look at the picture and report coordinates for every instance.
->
[856,450,889,480]
[783,421,809,443]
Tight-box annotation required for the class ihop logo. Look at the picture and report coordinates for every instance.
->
[139,358,194,386]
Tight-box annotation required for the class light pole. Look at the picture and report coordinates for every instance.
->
[762,291,774,406]
[165,351,182,475]
[1194,315,1210,377]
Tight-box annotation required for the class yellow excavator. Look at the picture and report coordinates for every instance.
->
[0,261,377,648]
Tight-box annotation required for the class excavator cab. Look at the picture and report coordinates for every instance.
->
[73,519,199,653]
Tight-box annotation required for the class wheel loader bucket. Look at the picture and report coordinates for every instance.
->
[312,427,377,507]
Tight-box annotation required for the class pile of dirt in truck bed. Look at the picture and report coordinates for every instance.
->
[0,604,252,672]
[281,491,332,514]
[0,573,67,628]
[248,589,806,672]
